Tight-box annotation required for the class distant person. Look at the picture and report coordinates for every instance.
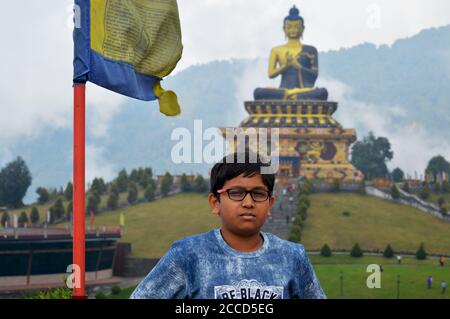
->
[442,280,446,294]
[397,255,402,264]
[286,215,290,224]
[427,275,433,289]
[379,265,384,273]
[130,150,325,299]
[439,255,445,267]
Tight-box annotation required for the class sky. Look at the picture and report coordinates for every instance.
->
[0,0,450,182]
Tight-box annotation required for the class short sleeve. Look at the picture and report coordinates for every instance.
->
[297,245,326,299]
[130,243,188,299]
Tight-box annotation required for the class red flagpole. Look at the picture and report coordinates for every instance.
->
[73,83,87,299]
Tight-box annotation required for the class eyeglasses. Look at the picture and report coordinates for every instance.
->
[217,187,272,202]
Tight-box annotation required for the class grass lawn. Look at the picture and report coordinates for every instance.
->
[107,255,450,299]
[84,193,220,258]
[315,264,449,299]
[301,193,450,255]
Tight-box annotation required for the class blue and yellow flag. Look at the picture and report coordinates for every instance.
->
[73,0,183,116]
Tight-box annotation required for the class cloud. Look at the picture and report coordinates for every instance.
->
[321,77,450,177]
[0,1,125,144]
[85,144,116,185]
[176,0,450,71]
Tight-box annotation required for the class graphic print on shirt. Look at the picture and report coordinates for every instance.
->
[214,279,283,299]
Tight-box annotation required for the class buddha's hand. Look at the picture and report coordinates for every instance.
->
[286,52,302,70]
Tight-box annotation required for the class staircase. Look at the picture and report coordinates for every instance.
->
[262,185,299,240]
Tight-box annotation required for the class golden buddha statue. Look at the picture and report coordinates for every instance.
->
[254,6,328,101]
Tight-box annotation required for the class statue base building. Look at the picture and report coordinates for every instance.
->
[222,99,363,183]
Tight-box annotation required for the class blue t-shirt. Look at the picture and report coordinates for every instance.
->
[130,229,326,299]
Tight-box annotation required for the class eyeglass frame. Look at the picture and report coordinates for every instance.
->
[216,187,272,202]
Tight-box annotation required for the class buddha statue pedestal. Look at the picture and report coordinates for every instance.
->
[221,99,363,184]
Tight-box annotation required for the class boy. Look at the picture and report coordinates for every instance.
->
[130,151,325,299]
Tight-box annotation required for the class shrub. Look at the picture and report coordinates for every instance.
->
[288,225,302,243]
[438,196,445,208]
[30,206,40,224]
[95,292,107,299]
[383,244,395,258]
[320,244,332,257]
[111,285,122,295]
[18,211,29,226]
[350,243,363,257]
[391,185,400,200]
[1,211,10,228]
[297,203,308,221]
[23,287,72,299]
[342,211,351,217]
[144,183,155,201]
[332,178,341,192]
[416,243,427,260]
[298,194,310,208]
[420,186,430,200]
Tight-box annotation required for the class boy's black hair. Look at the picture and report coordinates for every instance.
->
[210,150,275,196]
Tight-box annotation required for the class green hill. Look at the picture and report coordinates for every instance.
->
[302,193,450,255]
[86,192,450,258]
[85,193,219,258]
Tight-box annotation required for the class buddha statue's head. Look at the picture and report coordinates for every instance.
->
[283,6,304,40]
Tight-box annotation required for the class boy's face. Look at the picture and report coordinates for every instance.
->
[208,173,275,237]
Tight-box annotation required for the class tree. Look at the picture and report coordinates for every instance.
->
[350,243,363,257]
[1,211,10,228]
[193,175,208,193]
[425,155,450,182]
[351,132,393,180]
[160,172,173,197]
[442,181,450,194]
[86,192,101,215]
[320,244,332,257]
[18,211,29,227]
[127,182,138,204]
[50,198,65,221]
[180,174,192,192]
[107,184,119,210]
[0,157,32,208]
[115,169,129,193]
[438,196,445,208]
[139,167,153,188]
[392,168,404,183]
[36,187,50,204]
[66,201,73,220]
[91,177,107,195]
[144,183,155,201]
[30,206,40,224]
[419,185,430,200]
[64,182,73,201]
[383,244,395,258]
[129,168,140,184]
[391,185,400,200]
[416,243,427,260]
